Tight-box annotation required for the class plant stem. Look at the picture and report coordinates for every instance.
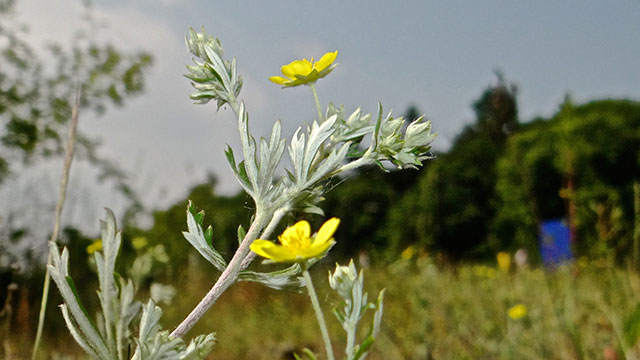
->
[240,208,287,270]
[310,84,323,121]
[32,89,81,360]
[346,321,356,360]
[337,153,374,174]
[633,182,640,271]
[301,263,335,360]
[170,210,270,338]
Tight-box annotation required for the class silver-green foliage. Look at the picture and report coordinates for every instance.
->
[329,261,384,360]
[171,26,435,338]
[53,24,435,356]
[48,210,215,359]
[186,27,436,218]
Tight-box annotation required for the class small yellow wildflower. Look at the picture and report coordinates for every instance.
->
[131,236,148,250]
[497,251,511,272]
[508,304,527,320]
[86,239,102,254]
[250,218,340,263]
[269,51,338,87]
[401,245,415,260]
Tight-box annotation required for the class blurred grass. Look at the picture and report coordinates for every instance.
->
[5,256,640,359]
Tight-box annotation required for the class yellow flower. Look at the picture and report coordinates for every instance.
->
[508,304,527,320]
[269,51,338,87]
[250,218,340,263]
[497,251,511,272]
[401,245,415,260]
[131,236,148,250]
[86,239,102,254]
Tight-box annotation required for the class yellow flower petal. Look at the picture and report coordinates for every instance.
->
[270,51,338,87]
[303,239,335,259]
[269,76,289,85]
[279,220,311,247]
[314,51,338,71]
[86,239,103,254]
[250,240,296,262]
[250,217,341,263]
[316,217,340,245]
[282,60,312,79]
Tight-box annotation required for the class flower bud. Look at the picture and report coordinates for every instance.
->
[329,260,358,299]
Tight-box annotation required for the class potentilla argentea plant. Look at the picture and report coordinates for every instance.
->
[49,26,436,359]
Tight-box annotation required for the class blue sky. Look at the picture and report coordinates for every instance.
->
[8,0,640,225]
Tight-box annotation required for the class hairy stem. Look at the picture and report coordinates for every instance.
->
[302,263,335,360]
[310,84,323,121]
[170,210,270,337]
[240,208,287,270]
[346,319,356,360]
[32,89,81,360]
[337,153,374,174]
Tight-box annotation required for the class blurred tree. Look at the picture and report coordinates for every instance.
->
[494,99,640,261]
[0,0,152,278]
[0,0,152,188]
[384,73,519,259]
[321,166,403,258]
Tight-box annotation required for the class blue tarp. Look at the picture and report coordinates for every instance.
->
[539,219,573,267]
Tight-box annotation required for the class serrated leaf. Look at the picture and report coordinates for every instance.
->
[289,127,306,185]
[47,244,112,359]
[235,160,255,196]
[132,300,215,360]
[97,209,121,355]
[353,336,375,360]
[194,210,205,226]
[183,208,227,272]
[307,142,349,185]
[238,264,305,291]
[203,45,231,89]
[60,305,103,360]
[371,289,385,337]
[224,145,237,170]
[65,276,96,330]
[303,116,337,176]
[237,224,246,246]
[372,102,383,151]
[238,103,260,195]
[204,225,214,248]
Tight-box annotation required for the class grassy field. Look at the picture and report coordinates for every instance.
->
[5,255,640,359]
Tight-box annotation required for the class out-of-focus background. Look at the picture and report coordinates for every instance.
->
[2,0,640,358]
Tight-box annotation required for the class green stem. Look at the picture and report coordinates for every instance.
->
[301,263,334,360]
[309,84,323,121]
[32,262,51,360]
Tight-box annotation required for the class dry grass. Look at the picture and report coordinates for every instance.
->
[5,256,640,359]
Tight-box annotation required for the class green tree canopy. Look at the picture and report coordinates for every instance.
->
[384,74,519,259]
[494,98,640,259]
